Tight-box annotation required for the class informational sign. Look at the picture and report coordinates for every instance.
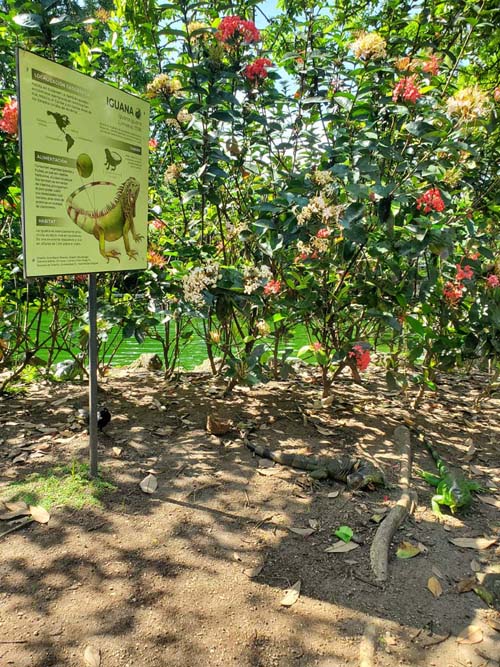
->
[16,49,150,278]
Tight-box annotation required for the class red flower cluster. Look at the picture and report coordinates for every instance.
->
[443,280,465,305]
[216,16,260,44]
[486,274,500,288]
[243,57,273,83]
[392,76,422,104]
[422,54,440,76]
[263,279,281,295]
[149,138,158,151]
[348,344,371,371]
[455,264,473,281]
[416,187,445,214]
[0,98,18,135]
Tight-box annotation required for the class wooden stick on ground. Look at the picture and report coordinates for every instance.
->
[370,425,417,582]
[359,621,377,667]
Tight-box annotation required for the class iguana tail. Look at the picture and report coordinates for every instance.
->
[420,434,449,478]
[66,181,115,234]
[246,441,321,472]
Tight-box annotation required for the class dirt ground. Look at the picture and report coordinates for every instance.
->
[1,360,499,667]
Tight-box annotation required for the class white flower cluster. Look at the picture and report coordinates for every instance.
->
[243,265,272,294]
[311,170,333,187]
[297,196,343,227]
[182,262,220,307]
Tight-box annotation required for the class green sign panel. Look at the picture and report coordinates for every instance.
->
[17,49,150,278]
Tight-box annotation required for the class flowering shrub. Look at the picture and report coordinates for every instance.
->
[486,275,500,288]
[216,16,260,44]
[349,345,371,372]
[243,58,272,83]
[0,98,18,135]
[350,32,387,61]
[416,188,445,213]
[263,279,281,296]
[446,86,490,122]
[422,54,440,76]
[392,76,422,104]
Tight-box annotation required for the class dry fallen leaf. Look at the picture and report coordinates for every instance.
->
[456,576,476,593]
[321,396,334,408]
[477,495,500,509]
[449,537,497,550]
[29,505,50,524]
[308,519,319,530]
[328,491,340,499]
[384,632,397,646]
[456,625,483,645]
[427,576,443,598]
[396,541,422,559]
[83,644,101,667]
[325,541,359,553]
[139,474,158,494]
[112,447,122,457]
[432,566,445,580]
[244,564,264,579]
[289,526,315,537]
[314,425,336,436]
[256,468,279,477]
[470,559,481,572]
[280,580,301,607]
[463,438,476,462]
[486,617,500,632]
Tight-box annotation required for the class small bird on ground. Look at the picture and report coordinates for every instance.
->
[76,407,112,434]
[97,407,111,432]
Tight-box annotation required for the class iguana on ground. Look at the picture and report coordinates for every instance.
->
[246,442,385,490]
[417,433,482,515]
[66,177,142,262]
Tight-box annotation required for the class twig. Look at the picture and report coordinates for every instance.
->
[350,570,384,590]
[0,640,29,644]
[0,517,34,539]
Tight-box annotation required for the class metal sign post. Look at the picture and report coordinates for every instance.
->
[88,273,99,478]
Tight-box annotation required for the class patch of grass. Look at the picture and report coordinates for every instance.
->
[0,462,116,510]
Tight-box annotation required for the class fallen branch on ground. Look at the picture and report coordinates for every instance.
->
[359,621,377,667]
[370,425,417,582]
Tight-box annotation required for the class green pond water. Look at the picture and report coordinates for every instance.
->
[34,315,310,370]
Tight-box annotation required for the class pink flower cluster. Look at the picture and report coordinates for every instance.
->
[416,187,445,214]
[243,57,273,83]
[486,274,500,288]
[443,263,475,305]
[0,98,18,135]
[216,16,260,44]
[149,138,158,151]
[455,264,473,281]
[422,54,440,76]
[149,218,166,231]
[349,344,371,371]
[316,228,331,238]
[263,279,281,295]
[392,76,422,104]
[443,281,465,305]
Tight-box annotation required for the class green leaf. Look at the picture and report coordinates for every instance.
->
[13,13,43,28]
[334,526,353,543]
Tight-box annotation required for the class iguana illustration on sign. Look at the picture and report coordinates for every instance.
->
[65,177,142,262]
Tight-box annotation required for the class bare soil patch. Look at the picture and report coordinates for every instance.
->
[1,364,499,667]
